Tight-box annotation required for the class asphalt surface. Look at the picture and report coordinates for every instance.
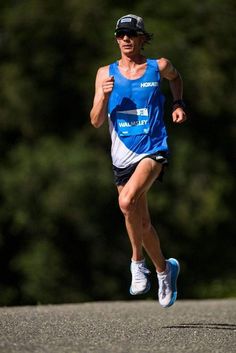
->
[0,299,235,353]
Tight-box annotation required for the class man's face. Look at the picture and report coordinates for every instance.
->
[116,30,145,55]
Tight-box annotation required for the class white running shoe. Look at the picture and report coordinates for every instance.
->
[130,259,151,295]
[157,258,180,308]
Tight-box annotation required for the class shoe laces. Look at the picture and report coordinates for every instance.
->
[158,272,171,298]
[132,263,150,282]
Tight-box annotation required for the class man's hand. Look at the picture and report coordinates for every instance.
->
[172,107,187,123]
[90,67,113,128]
[102,76,114,96]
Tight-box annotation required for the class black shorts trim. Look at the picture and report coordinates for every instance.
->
[112,151,169,186]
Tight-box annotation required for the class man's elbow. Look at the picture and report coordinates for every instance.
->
[91,120,101,128]
[90,113,102,128]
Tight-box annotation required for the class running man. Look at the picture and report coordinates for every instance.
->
[90,14,187,307]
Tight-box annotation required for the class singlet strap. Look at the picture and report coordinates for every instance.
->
[147,58,159,72]
[109,62,118,76]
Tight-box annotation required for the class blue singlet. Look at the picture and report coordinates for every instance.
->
[108,59,168,168]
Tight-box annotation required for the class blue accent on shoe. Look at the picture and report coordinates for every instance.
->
[165,258,180,307]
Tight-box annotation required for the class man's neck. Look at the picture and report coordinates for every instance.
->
[119,54,146,68]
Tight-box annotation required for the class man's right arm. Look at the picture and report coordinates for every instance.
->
[90,66,114,128]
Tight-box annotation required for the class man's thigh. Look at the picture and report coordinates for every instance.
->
[120,157,162,201]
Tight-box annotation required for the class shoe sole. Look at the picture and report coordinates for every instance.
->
[130,280,151,295]
[162,258,180,308]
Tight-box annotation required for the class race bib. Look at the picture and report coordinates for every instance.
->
[116,108,150,137]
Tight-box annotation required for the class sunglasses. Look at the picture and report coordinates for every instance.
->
[115,30,139,38]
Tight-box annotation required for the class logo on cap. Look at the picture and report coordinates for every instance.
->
[120,18,132,23]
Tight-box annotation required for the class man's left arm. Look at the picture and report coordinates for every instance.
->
[158,58,187,124]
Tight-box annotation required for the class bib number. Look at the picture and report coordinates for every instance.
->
[116,108,150,137]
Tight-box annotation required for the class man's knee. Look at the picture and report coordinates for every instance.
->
[118,192,136,215]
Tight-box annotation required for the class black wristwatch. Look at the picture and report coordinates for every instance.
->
[172,99,186,112]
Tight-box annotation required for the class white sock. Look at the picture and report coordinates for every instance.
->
[131,258,145,264]
[157,261,169,276]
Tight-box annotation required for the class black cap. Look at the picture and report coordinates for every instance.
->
[115,14,146,35]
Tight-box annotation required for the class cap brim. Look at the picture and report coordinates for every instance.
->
[115,27,145,35]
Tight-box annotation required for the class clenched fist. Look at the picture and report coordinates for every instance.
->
[172,107,187,124]
[102,76,114,95]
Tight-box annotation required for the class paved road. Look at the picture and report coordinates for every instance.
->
[0,300,235,353]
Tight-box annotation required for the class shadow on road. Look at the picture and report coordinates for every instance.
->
[163,323,236,331]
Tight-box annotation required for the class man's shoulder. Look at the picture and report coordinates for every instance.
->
[157,58,171,72]
[147,58,170,72]
[96,65,110,79]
